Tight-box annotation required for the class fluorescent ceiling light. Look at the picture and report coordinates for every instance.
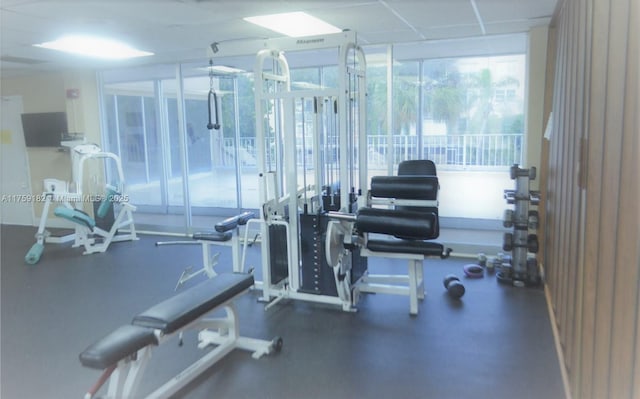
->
[244,11,341,37]
[34,35,153,59]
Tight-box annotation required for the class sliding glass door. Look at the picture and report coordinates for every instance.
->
[100,64,250,232]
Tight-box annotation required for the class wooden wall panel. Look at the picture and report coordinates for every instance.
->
[608,0,639,396]
[544,0,639,398]
[577,0,603,395]
[591,0,627,395]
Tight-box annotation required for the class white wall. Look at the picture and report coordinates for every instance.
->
[0,70,100,224]
[526,25,550,191]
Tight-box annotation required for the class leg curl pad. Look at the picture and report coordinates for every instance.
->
[356,207,438,240]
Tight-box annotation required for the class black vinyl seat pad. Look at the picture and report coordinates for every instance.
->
[132,273,254,334]
[193,231,232,242]
[367,238,445,257]
[79,325,158,370]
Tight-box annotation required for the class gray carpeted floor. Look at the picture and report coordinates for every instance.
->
[1,224,565,399]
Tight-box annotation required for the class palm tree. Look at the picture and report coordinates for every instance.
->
[425,79,464,134]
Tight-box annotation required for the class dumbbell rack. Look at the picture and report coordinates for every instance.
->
[499,164,542,287]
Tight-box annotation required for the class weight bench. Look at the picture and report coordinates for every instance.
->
[79,272,282,399]
[156,212,255,290]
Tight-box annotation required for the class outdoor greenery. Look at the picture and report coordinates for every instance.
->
[367,57,524,137]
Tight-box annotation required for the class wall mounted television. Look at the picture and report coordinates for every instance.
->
[21,112,68,147]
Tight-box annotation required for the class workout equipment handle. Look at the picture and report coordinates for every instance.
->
[326,211,357,222]
[207,89,220,130]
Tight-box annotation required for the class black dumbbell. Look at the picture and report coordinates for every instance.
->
[503,209,514,228]
[443,274,465,299]
[528,210,539,229]
[527,234,539,253]
[503,232,514,251]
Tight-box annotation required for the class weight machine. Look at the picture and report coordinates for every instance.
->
[25,144,138,264]
[248,35,368,311]
[202,32,449,315]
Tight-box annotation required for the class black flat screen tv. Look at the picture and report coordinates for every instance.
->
[21,112,68,147]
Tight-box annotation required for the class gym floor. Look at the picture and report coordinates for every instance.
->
[1,224,565,399]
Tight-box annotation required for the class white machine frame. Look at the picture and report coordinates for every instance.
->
[31,144,137,259]
[246,32,368,311]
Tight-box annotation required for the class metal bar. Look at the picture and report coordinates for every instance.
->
[175,64,192,230]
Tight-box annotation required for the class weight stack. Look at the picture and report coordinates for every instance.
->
[268,224,289,285]
[299,213,338,296]
[299,213,368,296]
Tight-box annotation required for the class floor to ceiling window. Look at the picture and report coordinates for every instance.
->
[366,35,527,223]
[421,54,525,220]
[98,33,527,232]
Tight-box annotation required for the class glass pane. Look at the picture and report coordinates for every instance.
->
[422,55,525,167]
[392,60,420,171]
[102,83,164,210]
[163,84,184,210]
[236,73,259,209]
[291,68,320,90]
[365,46,388,180]
[422,54,526,219]
[181,73,237,212]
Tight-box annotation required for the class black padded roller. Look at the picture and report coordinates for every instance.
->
[215,215,240,233]
[193,231,232,242]
[370,176,439,200]
[356,207,437,240]
[367,238,444,256]
[398,159,437,175]
[236,211,255,225]
[215,211,256,232]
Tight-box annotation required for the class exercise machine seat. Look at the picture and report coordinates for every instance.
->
[54,207,96,230]
[79,325,158,370]
[395,159,440,236]
[132,273,254,334]
[360,159,449,258]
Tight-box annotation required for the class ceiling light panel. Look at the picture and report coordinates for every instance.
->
[243,12,341,37]
[34,35,153,59]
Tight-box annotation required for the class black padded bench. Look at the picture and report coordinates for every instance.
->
[80,325,158,370]
[79,272,280,399]
[133,273,254,334]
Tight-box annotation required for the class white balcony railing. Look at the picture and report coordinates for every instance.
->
[223,134,523,170]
